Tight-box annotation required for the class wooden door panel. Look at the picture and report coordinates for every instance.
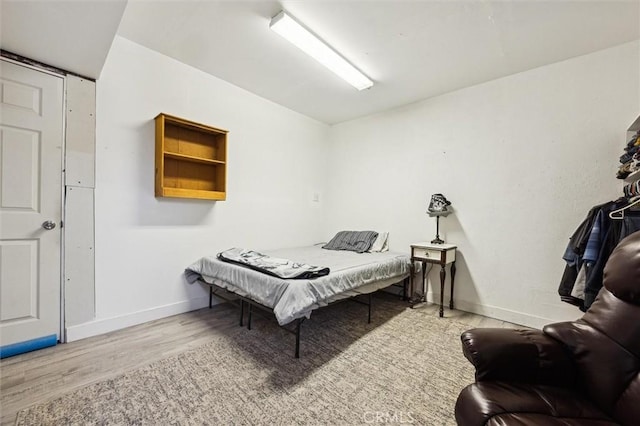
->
[0,126,40,211]
[0,240,38,322]
[0,77,42,115]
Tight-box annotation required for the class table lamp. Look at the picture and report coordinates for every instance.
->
[427,193,452,244]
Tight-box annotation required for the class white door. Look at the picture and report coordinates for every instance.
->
[0,59,64,348]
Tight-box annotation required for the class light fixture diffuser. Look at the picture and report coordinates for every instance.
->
[270,11,373,91]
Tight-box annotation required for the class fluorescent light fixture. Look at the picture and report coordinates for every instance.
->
[270,11,373,91]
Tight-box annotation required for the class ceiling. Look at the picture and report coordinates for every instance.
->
[117,0,640,124]
[1,0,127,79]
[2,1,640,124]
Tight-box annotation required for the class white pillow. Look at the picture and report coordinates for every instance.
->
[369,232,389,252]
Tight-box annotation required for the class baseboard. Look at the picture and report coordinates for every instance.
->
[65,291,550,342]
[423,292,551,329]
[65,296,215,342]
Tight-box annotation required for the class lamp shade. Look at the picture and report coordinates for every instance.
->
[427,193,452,217]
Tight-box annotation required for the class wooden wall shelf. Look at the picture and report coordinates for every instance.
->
[155,113,228,201]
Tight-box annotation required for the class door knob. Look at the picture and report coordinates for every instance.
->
[42,220,56,230]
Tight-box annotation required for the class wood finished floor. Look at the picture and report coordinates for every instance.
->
[0,297,522,425]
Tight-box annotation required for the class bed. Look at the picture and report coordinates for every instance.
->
[185,242,411,357]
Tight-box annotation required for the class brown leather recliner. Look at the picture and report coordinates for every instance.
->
[455,231,640,426]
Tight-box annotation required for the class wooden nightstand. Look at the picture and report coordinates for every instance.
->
[410,242,457,317]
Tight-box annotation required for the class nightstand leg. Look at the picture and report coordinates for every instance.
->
[421,261,427,303]
[439,265,446,317]
[450,262,456,310]
[402,276,408,301]
[409,261,414,302]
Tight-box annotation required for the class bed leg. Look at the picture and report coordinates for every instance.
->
[248,303,253,330]
[295,319,302,358]
[239,299,244,327]
[209,286,213,308]
[368,293,372,324]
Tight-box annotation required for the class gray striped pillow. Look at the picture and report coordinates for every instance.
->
[322,230,379,253]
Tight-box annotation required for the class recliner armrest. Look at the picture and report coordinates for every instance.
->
[461,328,577,387]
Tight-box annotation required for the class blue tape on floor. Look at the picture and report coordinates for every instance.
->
[0,334,57,359]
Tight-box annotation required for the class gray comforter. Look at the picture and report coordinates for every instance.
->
[185,245,410,325]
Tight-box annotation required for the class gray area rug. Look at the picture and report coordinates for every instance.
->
[17,296,476,425]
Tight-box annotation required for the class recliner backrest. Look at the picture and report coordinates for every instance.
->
[544,231,640,426]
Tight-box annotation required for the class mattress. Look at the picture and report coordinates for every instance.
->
[185,245,410,325]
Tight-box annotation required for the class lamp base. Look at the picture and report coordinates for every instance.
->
[431,215,445,244]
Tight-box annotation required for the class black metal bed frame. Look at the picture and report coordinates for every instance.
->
[200,277,408,358]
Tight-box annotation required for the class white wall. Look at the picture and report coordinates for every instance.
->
[325,41,640,328]
[67,36,329,340]
[69,36,639,339]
